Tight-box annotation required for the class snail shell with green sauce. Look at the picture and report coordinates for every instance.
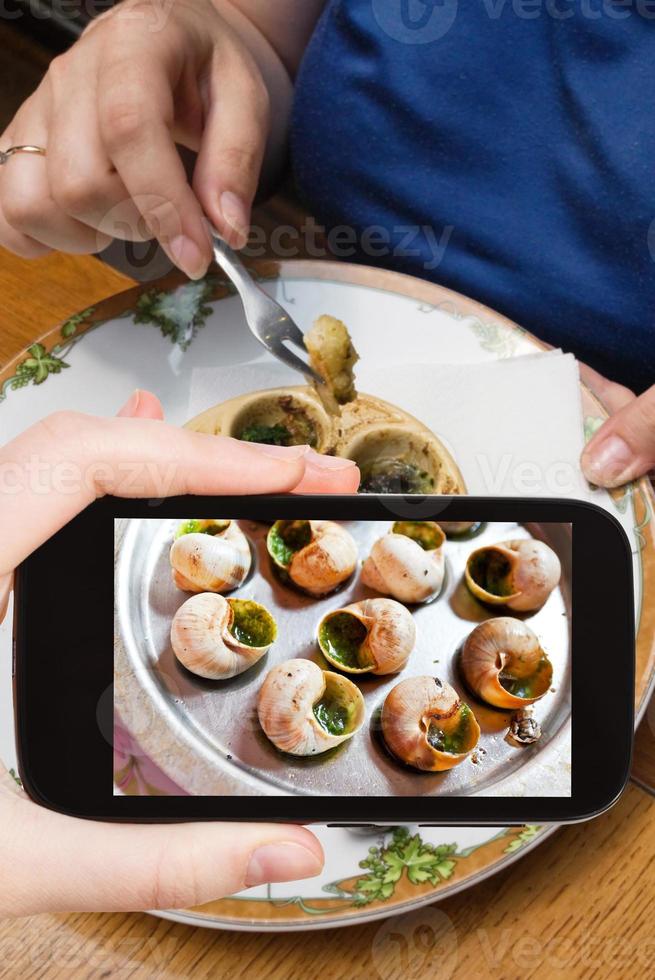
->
[171,593,276,679]
[362,521,446,604]
[437,521,479,536]
[317,598,416,675]
[460,617,553,709]
[185,386,334,451]
[381,676,480,772]
[465,538,561,612]
[169,519,251,593]
[267,519,358,596]
[257,658,365,755]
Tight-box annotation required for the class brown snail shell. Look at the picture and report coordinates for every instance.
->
[437,521,479,536]
[170,520,251,593]
[184,386,334,452]
[381,676,480,772]
[460,617,553,709]
[257,658,365,756]
[267,519,358,596]
[362,521,446,603]
[465,538,561,612]
[171,593,276,679]
[317,598,417,675]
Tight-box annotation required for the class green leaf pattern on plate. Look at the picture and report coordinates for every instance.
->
[349,827,458,906]
[133,279,217,350]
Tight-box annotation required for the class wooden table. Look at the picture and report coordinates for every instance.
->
[0,247,653,979]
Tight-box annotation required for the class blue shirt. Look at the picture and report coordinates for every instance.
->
[292,0,654,392]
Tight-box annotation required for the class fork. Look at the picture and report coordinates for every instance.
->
[210,231,325,387]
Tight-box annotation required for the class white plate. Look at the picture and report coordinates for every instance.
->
[1,260,653,931]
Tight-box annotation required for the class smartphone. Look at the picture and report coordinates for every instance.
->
[13,495,634,825]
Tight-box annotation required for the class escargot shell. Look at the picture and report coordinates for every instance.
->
[171,593,276,679]
[267,519,358,596]
[437,521,480,536]
[257,658,365,755]
[317,597,416,675]
[362,521,446,603]
[381,676,480,772]
[170,519,251,593]
[465,538,561,612]
[460,617,553,709]
[183,385,334,452]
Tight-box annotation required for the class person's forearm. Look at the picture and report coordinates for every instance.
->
[215,0,326,186]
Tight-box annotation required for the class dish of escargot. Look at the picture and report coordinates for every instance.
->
[184,314,466,495]
[114,517,571,797]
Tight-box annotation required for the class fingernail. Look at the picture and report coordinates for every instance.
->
[220,191,250,248]
[306,450,357,470]
[582,434,633,487]
[245,842,323,887]
[117,389,141,417]
[249,443,310,460]
[168,235,208,280]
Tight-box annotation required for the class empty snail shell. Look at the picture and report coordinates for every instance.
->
[257,658,365,755]
[362,521,446,603]
[317,598,416,675]
[170,520,251,593]
[460,617,553,709]
[171,593,276,679]
[267,519,358,596]
[381,676,480,772]
[465,538,561,612]
[338,421,465,495]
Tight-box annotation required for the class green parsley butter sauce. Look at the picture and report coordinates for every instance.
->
[239,423,292,446]
[175,519,230,539]
[228,599,276,648]
[468,550,514,597]
[392,520,442,551]
[313,697,350,736]
[426,703,474,755]
[268,520,312,567]
[499,656,551,699]
[318,613,369,670]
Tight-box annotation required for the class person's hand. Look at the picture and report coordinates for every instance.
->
[0,0,293,275]
[0,390,359,917]
[579,365,655,488]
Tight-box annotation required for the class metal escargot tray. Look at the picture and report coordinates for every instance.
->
[115,520,572,798]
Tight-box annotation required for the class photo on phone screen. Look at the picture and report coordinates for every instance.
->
[114,517,571,799]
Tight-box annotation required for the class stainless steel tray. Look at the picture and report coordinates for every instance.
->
[115,519,571,797]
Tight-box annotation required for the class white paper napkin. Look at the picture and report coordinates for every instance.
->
[188,351,591,498]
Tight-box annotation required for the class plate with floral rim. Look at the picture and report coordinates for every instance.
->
[0,259,652,931]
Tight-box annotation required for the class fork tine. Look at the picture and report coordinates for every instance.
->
[269,341,326,386]
[280,319,308,351]
[210,229,325,385]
